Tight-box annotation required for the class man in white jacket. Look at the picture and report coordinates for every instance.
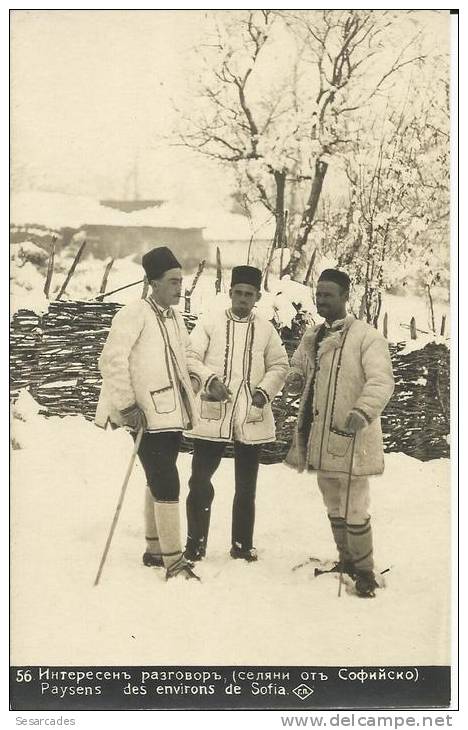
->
[285,269,394,598]
[185,266,289,562]
[95,246,200,581]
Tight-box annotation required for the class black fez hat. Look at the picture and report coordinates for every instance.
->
[318,268,351,291]
[142,246,181,281]
[231,265,262,290]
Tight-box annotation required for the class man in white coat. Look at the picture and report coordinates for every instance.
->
[185,265,289,562]
[95,246,200,581]
[285,269,394,597]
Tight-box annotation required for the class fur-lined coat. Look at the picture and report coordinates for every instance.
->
[285,316,394,476]
[95,297,198,432]
[186,309,289,444]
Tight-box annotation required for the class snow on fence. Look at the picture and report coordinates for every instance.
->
[10,301,450,463]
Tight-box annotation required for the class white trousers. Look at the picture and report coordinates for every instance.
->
[317,472,370,524]
[317,472,374,571]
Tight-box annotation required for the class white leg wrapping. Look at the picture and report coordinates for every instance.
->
[153,501,183,569]
[144,486,161,555]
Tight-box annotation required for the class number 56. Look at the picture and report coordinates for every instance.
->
[16,670,32,682]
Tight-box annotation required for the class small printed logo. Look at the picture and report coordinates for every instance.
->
[292,683,314,700]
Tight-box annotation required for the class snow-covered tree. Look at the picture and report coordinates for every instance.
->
[317,51,449,327]
[177,10,292,254]
[178,9,430,282]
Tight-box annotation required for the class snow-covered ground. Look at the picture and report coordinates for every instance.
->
[9,240,451,669]
[11,393,450,667]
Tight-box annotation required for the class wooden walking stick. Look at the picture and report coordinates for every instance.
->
[338,435,357,598]
[94,427,144,586]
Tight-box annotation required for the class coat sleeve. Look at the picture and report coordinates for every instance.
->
[288,327,315,382]
[255,326,289,401]
[186,319,217,390]
[351,331,395,424]
[290,334,308,377]
[98,303,145,412]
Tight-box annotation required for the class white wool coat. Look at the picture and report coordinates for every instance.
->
[285,316,394,476]
[186,309,289,444]
[95,297,198,432]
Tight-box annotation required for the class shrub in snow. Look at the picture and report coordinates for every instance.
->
[11,241,49,271]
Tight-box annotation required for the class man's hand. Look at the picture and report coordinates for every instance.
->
[285,372,305,396]
[251,389,268,408]
[208,378,232,402]
[344,411,367,434]
[121,404,147,432]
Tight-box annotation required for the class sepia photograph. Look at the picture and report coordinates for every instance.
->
[9,7,455,713]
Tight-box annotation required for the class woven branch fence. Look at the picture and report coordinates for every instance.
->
[10,301,450,463]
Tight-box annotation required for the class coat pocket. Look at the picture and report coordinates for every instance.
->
[327,429,353,457]
[246,405,264,424]
[200,396,223,421]
[150,386,176,414]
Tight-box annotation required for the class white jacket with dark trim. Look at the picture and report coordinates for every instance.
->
[285,316,394,476]
[186,309,289,444]
[95,297,198,432]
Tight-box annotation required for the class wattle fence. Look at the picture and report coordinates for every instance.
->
[10,300,450,463]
